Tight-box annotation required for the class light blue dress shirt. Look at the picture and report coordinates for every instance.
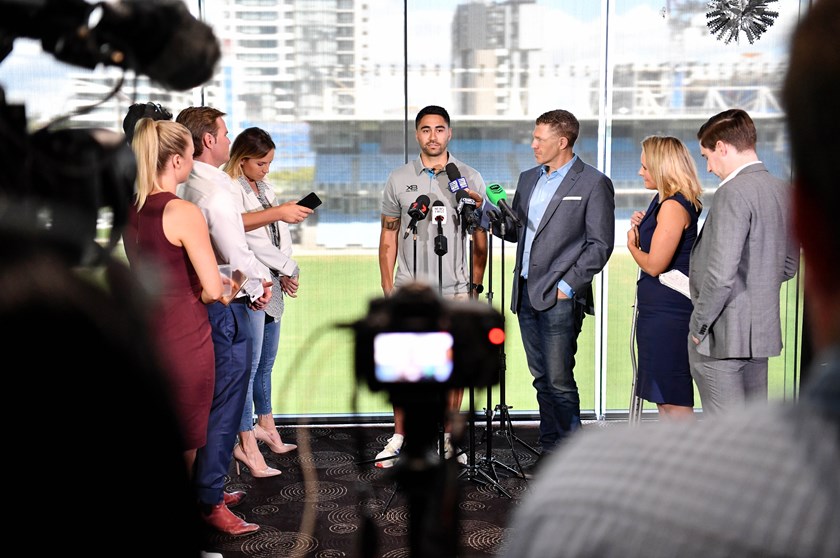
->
[522,156,577,298]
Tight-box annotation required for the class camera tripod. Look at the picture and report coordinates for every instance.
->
[375,427,449,513]
[476,212,539,482]
[378,392,461,557]
[354,214,433,468]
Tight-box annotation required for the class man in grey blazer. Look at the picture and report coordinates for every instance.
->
[689,108,799,415]
[492,109,615,458]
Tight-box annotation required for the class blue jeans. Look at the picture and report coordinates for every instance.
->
[239,310,281,430]
[517,284,585,451]
[195,301,251,506]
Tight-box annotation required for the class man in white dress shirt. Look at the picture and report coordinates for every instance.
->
[176,106,271,536]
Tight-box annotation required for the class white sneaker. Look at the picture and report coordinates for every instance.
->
[375,435,403,468]
[444,437,468,465]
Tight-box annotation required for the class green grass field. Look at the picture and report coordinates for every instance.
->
[272,251,804,418]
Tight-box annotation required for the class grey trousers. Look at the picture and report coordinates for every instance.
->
[688,339,768,415]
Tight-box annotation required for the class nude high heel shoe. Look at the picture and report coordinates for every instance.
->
[233,435,281,478]
[254,423,298,454]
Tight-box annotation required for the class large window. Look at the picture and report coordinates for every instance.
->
[0,0,807,419]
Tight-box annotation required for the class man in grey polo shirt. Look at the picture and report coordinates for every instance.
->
[376,105,488,467]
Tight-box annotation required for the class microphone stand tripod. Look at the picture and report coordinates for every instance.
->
[433,210,448,461]
[485,213,540,480]
[455,218,512,498]
[410,222,418,280]
[434,213,446,297]
[474,211,523,483]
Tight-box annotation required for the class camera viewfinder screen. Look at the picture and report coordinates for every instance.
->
[373,332,454,383]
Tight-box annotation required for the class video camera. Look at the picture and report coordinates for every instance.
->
[353,282,505,394]
[0,0,221,92]
[0,89,136,266]
[0,0,221,266]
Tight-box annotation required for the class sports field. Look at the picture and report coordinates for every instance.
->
[270,250,803,418]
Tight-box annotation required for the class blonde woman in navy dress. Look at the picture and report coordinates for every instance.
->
[627,136,702,420]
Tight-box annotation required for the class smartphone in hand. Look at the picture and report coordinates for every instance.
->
[298,192,322,209]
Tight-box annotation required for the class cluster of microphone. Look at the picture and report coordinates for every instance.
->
[402,165,522,241]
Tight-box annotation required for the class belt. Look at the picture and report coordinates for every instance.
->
[230,296,250,304]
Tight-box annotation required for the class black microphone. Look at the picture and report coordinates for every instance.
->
[431,200,447,224]
[486,183,522,228]
[403,194,430,239]
[445,162,468,193]
[455,189,479,235]
[432,200,448,256]
[446,163,480,234]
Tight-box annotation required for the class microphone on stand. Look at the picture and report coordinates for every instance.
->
[445,162,468,193]
[432,200,447,225]
[445,163,480,234]
[456,189,479,235]
[403,194,431,239]
[432,200,448,256]
[486,183,522,228]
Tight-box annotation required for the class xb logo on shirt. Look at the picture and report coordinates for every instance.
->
[406,184,418,192]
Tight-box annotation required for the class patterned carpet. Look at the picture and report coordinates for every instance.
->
[201,422,547,557]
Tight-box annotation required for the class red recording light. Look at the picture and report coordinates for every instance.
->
[487,327,505,345]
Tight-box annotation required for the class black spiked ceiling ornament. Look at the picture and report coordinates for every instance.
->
[706,0,779,45]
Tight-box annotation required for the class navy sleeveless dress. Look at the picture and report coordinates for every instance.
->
[635,192,700,406]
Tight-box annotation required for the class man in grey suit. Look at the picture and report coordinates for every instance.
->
[492,109,615,458]
[689,108,799,415]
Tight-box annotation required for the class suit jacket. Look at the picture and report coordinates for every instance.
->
[502,157,615,314]
[689,162,800,359]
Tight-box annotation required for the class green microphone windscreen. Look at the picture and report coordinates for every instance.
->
[486,183,507,204]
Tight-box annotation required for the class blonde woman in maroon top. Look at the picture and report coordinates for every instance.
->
[123,118,223,474]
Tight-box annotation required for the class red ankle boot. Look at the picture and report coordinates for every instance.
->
[201,502,259,536]
[223,491,246,508]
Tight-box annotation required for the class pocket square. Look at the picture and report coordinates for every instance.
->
[562,196,582,201]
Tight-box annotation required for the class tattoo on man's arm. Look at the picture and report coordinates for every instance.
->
[382,216,400,231]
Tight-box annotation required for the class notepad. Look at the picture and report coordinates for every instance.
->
[659,269,690,299]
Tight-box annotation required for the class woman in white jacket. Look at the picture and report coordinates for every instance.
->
[224,127,312,476]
